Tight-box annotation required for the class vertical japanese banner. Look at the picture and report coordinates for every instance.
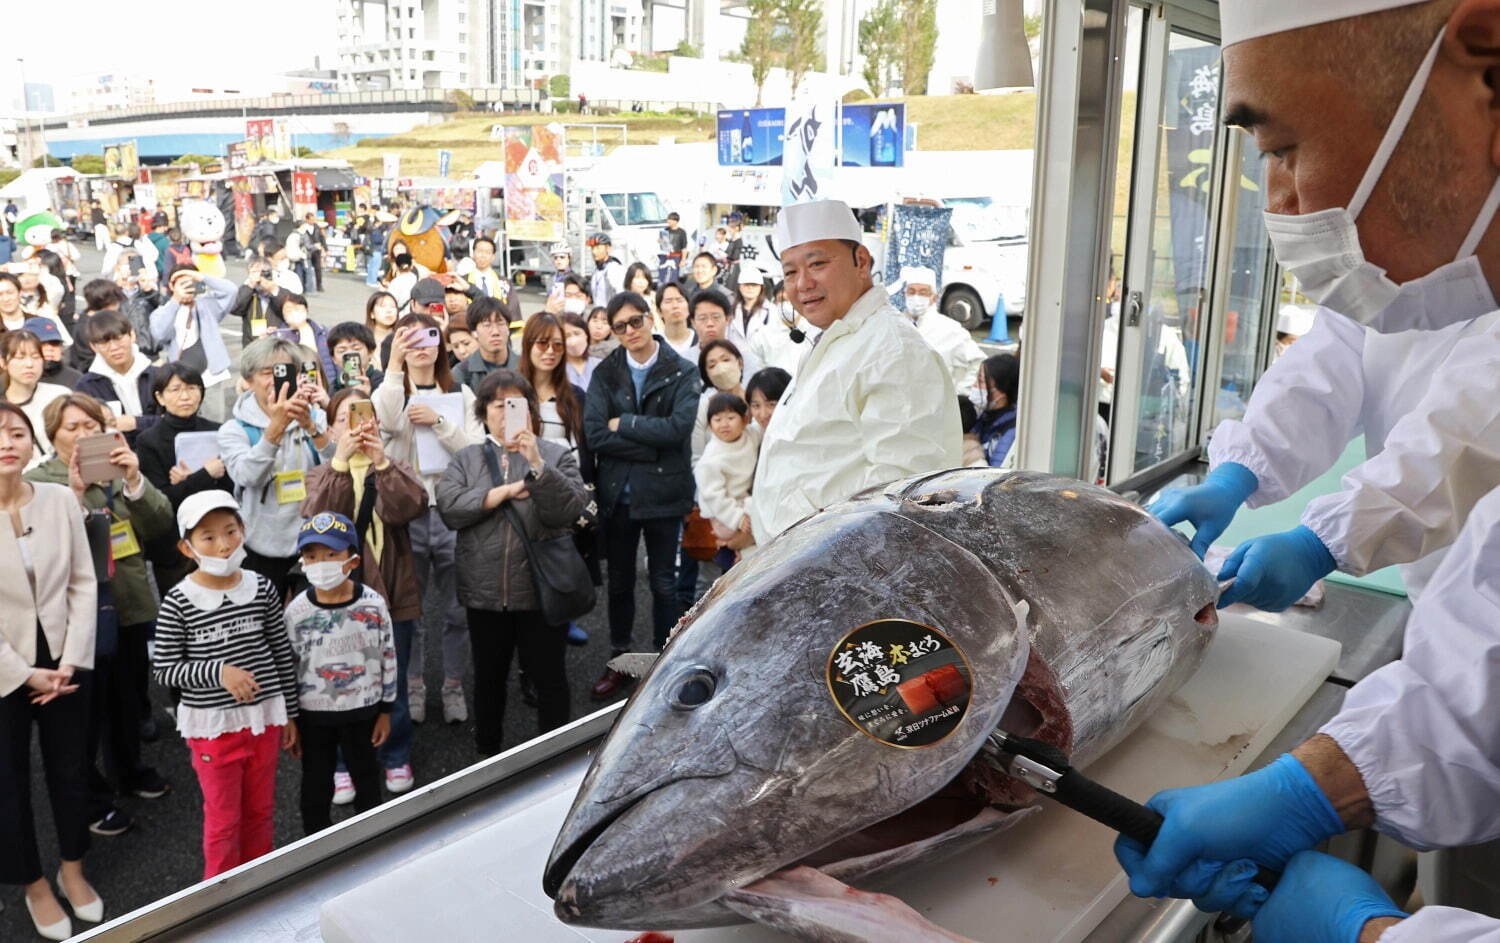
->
[780,98,837,205]
[227,142,249,172]
[292,171,318,216]
[1164,45,1221,329]
[232,183,255,250]
[272,119,293,162]
[245,119,273,164]
[882,205,953,313]
[502,124,566,242]
[437,148,452,178]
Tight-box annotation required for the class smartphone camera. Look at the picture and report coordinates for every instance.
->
[272,362,294,399]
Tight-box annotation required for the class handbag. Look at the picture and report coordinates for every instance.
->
[483,445,596,625]
[681,506,719,562]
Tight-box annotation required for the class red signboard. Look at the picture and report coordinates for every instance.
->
[292,172,318,210]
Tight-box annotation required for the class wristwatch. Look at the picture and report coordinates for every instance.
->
[526,459,544,482]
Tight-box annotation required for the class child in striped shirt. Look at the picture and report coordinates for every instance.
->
[152,492,300,880]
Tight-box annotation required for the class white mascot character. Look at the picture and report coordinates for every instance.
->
[179,200,227,278]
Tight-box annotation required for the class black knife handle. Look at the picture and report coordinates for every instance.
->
[1053,768,1278,892]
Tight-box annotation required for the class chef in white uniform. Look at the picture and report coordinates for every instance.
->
[1118,1,1500,939]
[894,266,986,393]
[750,201,962,545]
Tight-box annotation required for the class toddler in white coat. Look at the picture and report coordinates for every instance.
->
[694,392,761,568]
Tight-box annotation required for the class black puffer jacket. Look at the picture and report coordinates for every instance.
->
[583,338,700,520]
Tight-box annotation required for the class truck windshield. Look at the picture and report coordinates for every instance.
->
[600,192,668,226]
[949,201,1027,243]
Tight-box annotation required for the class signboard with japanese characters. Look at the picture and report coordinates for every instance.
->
[826,620,973,748]
[292,171,318,212]
[502,124,566,243]
[227,142,250,172]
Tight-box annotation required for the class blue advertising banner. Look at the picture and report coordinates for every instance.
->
[717,108,787,166]
[841,103,906,167]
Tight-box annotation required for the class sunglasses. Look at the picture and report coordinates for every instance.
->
[611,314,648,335]
[532,339,565,352]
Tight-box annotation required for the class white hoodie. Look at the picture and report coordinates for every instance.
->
[694,423,761,535]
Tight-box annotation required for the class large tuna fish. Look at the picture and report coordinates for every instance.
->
[543,470,1218,932]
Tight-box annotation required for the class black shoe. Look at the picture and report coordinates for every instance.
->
[520,672,539,707]
[126,768,171,799]
[89,808,133,836]
[139,713,159,743]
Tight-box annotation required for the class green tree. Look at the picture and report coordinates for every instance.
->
[174,154,217,166]
[858,0,898,96]
[548,73,571,98]
[897,0,938,94]
[70,154,106,174]
[781,0,823,98]
[741,0,780,106]
[673,40,702,58]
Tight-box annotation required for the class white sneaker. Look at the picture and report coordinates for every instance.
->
[385,764,415,793]
[442,681,468,724]
[407,680,427,724]
[332,771,356,806]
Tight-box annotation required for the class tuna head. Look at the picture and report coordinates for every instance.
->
[544,500,1030,928]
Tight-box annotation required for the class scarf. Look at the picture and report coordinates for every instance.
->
[346,452,385,565]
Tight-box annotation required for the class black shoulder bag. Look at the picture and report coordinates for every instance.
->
[483,444,595,625]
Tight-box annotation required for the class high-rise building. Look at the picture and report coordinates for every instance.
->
[336,0,475,90]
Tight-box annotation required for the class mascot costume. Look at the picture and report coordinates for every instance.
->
[387,205,459,274]
[178,200,227,277]
[14,211,64,260]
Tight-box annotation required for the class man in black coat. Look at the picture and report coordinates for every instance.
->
[584,290,701,698]
[72,309,163,444]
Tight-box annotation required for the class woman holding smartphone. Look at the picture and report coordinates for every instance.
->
[372,314,482,724]
[0,400,101,941]
[435,370,587,756]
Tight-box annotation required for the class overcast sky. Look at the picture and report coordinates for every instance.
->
[2,0,340,108]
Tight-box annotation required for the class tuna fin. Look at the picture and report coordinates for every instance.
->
[607,652,659,678]
[724,866,978,943]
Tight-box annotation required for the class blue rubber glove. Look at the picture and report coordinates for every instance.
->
[1217,525,1337,611]
[1113,754,1345,901]
[1148,462,1259,558]
[1250,851,1407,943]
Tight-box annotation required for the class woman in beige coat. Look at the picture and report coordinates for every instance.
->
[0,400,102,940]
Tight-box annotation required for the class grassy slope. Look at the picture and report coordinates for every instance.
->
[317,94,1044,178]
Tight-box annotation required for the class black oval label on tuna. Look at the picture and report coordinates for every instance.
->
[826,620,972,748]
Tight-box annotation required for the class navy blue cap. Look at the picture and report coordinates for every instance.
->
[297,512,359,554]
[22,317,62,343]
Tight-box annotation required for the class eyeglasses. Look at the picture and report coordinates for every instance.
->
[611,314,648,335]
[532,339,566,352]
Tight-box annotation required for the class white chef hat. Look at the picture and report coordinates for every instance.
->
[1276,303,1317,337]
[898,266,938,290]
[1222,0,1425,47]
[773,200,864,253]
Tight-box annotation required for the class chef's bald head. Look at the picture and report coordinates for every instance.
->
[1222,0,1500,288]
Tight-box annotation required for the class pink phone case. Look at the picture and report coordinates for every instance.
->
[504,397,529,444]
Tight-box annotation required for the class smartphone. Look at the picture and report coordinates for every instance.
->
[347,399,375,429]
[409,326,442,349]
[77,432,126,485]
[299,360,322,389]
[503,396,529,445]
[186,279,204,298]
[272,362,295,399]
[340,351,363,386]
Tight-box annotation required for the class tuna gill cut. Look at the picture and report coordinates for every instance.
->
[544,469,1219,930]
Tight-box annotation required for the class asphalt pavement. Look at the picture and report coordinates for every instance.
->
[0,246,694,939]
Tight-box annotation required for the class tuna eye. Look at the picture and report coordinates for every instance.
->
[670,669,717,710]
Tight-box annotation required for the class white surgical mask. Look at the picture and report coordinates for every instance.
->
[194,545,246,578]
[563,297,586,315]
[708,360,742,391]
[284,307,308,326]
[1264,31,1500,333]
[304,559,353,591]
[906,294,932,318]
[967,386,989,412]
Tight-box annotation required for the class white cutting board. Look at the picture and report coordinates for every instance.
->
[320,617,1339,943]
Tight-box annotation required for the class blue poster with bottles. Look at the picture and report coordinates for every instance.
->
[716,109,787,166]
[841,104,906,167]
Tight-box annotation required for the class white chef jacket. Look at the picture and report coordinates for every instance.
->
[912,309,986,393]
[750,285,962,545]
[1207,307,1500,597]
[1321,484,1500,853]
[1382,908,1500,942]
[749,308,820,377]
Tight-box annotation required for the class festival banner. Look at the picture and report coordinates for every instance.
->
[227,142,250,172]
[103,141,139,178]
[292,171,318,212]
[502,124,565,243]
[780,98,836,205]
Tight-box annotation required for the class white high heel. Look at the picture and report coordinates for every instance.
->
[57,868,104,923]
[24,892,72,941]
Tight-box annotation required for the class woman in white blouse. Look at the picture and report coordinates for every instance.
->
[0,400,102,940]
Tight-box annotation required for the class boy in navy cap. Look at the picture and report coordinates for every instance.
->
[285,512,397,834]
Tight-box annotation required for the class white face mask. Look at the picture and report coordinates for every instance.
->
[284,306,308,326]
[304,558,354,591]
[1264,31,1500,333]
[195,545,246,578]
[708,360,742,391]
[967,386,989,412]
[906,294,932,318]
[563,297,587,315]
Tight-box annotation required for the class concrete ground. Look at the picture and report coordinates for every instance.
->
[0,244,710,938]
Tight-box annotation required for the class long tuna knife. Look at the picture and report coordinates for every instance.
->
[980,730,1278,895]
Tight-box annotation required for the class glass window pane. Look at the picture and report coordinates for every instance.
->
[1131,31,1221,474]
[1213,140,1273,425]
